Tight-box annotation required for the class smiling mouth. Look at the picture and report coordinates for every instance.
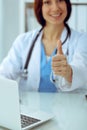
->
[51,13,62,18]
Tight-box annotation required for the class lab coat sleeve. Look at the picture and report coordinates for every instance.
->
[51,33,87,91]
[0,34,26,79]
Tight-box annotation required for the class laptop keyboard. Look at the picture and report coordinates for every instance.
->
[21,114,41,128]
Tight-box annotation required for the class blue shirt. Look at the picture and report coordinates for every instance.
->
[38,43,58,92]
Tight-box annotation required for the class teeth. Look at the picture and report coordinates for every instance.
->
[52,14,60,17]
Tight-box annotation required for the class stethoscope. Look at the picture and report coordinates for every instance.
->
[21,27,69,79]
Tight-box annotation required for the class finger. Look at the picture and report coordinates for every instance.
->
[52,60,67,67]
[53,66,67,72]
[57,40,63,55]
[54,71,66,77]
[52,54,66,61]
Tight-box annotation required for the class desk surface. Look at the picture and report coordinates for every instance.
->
[20,92,87,130]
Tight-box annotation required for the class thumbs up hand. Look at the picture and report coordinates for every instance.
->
[52,40,72,83]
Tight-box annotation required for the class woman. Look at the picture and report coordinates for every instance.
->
[0,0,87,92]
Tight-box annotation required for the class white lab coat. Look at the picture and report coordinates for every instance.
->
[0,27,87,92]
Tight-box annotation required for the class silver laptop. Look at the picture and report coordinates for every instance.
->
[0,76,53,130]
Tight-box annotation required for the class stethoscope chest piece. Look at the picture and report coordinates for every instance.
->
[21,69,28,79]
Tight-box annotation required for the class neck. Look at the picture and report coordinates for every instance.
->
[43,24,64,41]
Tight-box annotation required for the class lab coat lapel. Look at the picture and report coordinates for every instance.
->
[27,31,43,91]
[60,28,69,56]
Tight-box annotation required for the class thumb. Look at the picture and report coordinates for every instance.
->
[57,40,63,55]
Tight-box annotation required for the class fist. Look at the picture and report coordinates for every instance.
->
[52,40,72,83]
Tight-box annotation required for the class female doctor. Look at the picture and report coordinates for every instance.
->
[0,0,87,92]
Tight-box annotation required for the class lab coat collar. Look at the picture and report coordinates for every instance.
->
[60,27,68,43]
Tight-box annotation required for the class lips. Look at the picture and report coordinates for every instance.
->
[51,13,62,18]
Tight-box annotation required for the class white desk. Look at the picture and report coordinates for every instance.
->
[20,92,87,130]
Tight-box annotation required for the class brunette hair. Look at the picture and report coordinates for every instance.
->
[34,0,72,38]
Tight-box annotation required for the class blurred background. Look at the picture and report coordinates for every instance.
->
[0,0,87,62]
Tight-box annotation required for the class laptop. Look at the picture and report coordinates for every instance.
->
[0,76,53,130]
